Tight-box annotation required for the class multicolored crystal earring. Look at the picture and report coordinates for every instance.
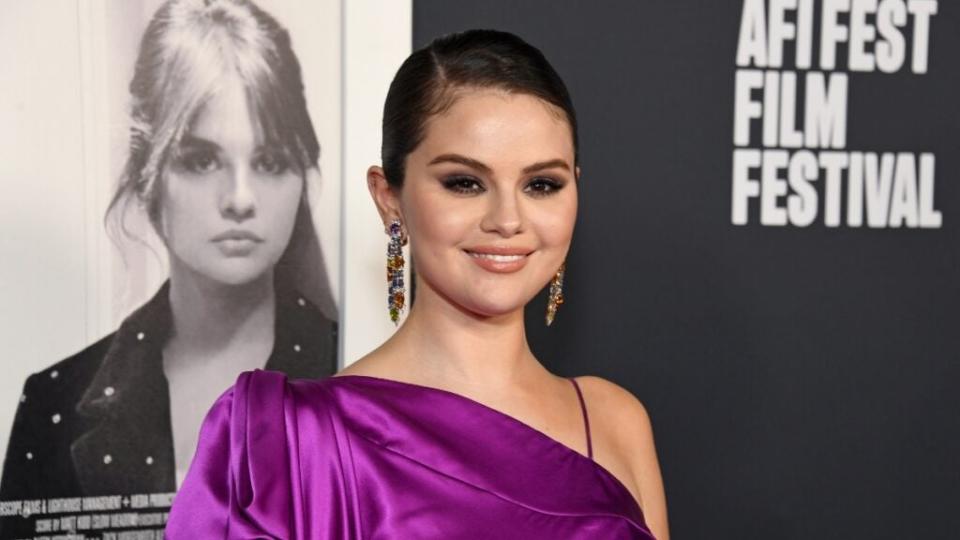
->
[545,262,566,326]
[386,219,406,324]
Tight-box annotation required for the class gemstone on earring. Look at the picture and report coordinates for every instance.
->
[545,263,566,327]
[386,219,406,324]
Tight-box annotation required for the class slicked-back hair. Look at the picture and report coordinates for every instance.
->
[381,29,578,188]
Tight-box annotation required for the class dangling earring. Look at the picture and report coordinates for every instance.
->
[545,262,566,326]
[386,219,406,324]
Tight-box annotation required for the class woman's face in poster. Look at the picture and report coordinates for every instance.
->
[158,77,303,286]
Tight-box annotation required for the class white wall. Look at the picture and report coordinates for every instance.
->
[341,1,413,364]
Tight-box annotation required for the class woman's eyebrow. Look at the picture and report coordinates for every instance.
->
[427,153,492,174]
[178,134,220,151]
[427,154,571,175]
[522,159,570,174]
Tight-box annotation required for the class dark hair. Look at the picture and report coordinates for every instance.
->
[106,0,335,317]
[381,29,578,187]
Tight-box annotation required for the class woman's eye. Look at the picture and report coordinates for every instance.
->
[525,177,563,196]
[442,176,484,194]
[180,151,220,174]
[253,152,290,175]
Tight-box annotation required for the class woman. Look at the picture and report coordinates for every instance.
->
[167,30,667,539]
[0,0,336,515]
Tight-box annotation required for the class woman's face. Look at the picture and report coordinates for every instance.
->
[158,78,303,287]
[399,89,578,319]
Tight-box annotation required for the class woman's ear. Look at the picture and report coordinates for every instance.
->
[367,166,402,227]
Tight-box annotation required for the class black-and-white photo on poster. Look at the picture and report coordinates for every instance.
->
[0,1,342,537]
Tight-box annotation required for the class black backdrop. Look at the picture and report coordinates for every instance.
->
[415,2,959,539]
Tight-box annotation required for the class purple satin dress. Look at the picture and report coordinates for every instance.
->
[165,370,655,539]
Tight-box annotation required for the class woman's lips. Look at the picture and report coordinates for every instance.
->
[464,248,532,273]
[211,230,264,242]
[212,230,264,256]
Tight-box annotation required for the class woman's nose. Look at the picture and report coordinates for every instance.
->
[480,191,524,237]
[220,166,256,221]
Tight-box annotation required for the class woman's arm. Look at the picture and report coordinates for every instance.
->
[579,376,670,540]
[619,394,669,540]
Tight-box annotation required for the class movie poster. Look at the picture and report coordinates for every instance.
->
[0,1,341,537]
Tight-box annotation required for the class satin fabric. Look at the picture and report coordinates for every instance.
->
[166,370,655,539]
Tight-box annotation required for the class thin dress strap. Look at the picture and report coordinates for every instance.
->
[568,377,594,460]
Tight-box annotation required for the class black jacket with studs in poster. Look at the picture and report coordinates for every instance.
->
[0,281,336,515]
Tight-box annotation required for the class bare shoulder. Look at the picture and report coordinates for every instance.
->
[574,376,657,487]
[574,376,653,439]
[574,376,670,539]
[335,347,394,377]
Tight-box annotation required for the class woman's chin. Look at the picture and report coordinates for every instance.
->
[417,275,544,322]
[188,260,274,288]
[458,295,533,322]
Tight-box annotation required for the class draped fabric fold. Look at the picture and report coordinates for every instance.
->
[166,370,655,539]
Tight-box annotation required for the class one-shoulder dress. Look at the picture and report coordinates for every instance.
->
[165,370,655,539]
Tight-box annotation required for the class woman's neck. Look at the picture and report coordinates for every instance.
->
[164,262,276,367]
[370,281,549,393]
